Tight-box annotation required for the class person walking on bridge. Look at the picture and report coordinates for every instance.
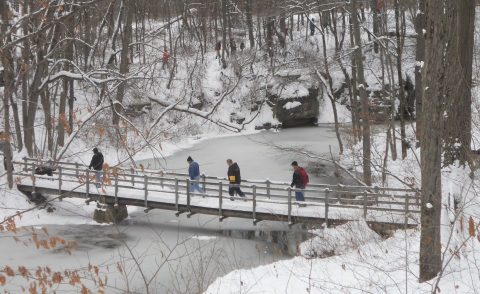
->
[310,18,316,36]
[88,148,104,188]
[227,159,245,200]
[187,156,204,194]
[290,161,309,206]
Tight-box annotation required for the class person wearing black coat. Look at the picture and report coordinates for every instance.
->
[310,18,315,36]
[88,148,104,188]
[226,159,245,198]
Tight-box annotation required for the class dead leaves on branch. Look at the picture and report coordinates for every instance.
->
[0,265,104,294]
[457,215,480,244]
[0,218,76,255]
[0,219,113,292]
[0,217,17,234]
[469,216,476,237]
[0,260,115,293]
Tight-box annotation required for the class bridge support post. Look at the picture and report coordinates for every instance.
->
[144,175,149,209]
[131,167,135,186]
[175,178,179,211]
[58,166,62,200]
[287,187,292,225]
[86,169,90,198]
[252,185,257,225]
[186,179,191,212]
[218,182,223,220]
[404,194,409,227]
[324,188,330,228]
[202,174,206,198]
[114,173,119,207]
[32,162,36,193]
[363,191,368,218]
[266,179,271,199]
[23,157,28,172]
[94,204,128,224]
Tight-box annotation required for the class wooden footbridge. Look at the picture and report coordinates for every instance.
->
[13,158,421,228]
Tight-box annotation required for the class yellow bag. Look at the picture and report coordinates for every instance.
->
[229,175,236,182]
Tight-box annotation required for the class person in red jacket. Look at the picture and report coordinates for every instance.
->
[290,161,309,206]
[162,49,171,69]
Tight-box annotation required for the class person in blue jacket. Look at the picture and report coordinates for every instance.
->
[187,156,204,194]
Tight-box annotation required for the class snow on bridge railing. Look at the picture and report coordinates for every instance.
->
[19,157,420,193]
[14,158,420,226]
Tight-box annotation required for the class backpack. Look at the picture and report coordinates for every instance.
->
[299,167,309,187]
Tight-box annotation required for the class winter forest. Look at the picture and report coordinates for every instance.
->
[0,0,479,293]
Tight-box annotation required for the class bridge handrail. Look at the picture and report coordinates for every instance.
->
[17,157,420,194]
[24,170,419,206]
[14,159,420,226]
[14,161,419,202]
[15,163,420,212]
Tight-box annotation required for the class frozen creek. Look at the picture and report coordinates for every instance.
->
[1,126,340,293]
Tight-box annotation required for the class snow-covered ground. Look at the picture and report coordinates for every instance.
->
[3,5,480,293]
[204,122,480,293]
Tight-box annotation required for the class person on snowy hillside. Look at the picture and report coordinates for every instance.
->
[162,49,171,69]
[230,38,237,54]
[187,156,204,194]
[88,148,104,188]
[290,161,309,206]
[215,41,222,59]
[227,159,245,200]
[310,18,316,36]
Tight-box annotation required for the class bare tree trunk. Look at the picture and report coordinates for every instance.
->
[67,9,75,136]
[266,13,275,62]
[40,89,53,154]
[83,7,92,70]
[419,0,445,282]
[351,0,372,186]
[371,0,380,53]
[415,0,426,142]
[456,0,474,159]
[221,0,227,68]
[0,0,14,188]
[443,0,474,165]
[394,0,407,159]
[167,0,173,54]
[257,13,262,48]
[113,0,134,126]
[246,0,255,49]
[57,79,68,147]
[320,27,343,154]
[348,14,359,142]
[289,15,294,41]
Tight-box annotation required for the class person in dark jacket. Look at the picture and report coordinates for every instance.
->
[310,18,315,36]
[290,161,306,205]
[88,148,104,188]
[187,156,204,194]
[230,38,237,54]
[227,159,245,199]
[215,41,222,59]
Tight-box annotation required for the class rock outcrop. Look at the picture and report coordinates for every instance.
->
[268,70,321,128]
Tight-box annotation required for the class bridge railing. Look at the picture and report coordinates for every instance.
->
[14,158,421,226]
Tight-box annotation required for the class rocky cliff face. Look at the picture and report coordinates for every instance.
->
[267,71,321,128]
[270,87,320,127]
